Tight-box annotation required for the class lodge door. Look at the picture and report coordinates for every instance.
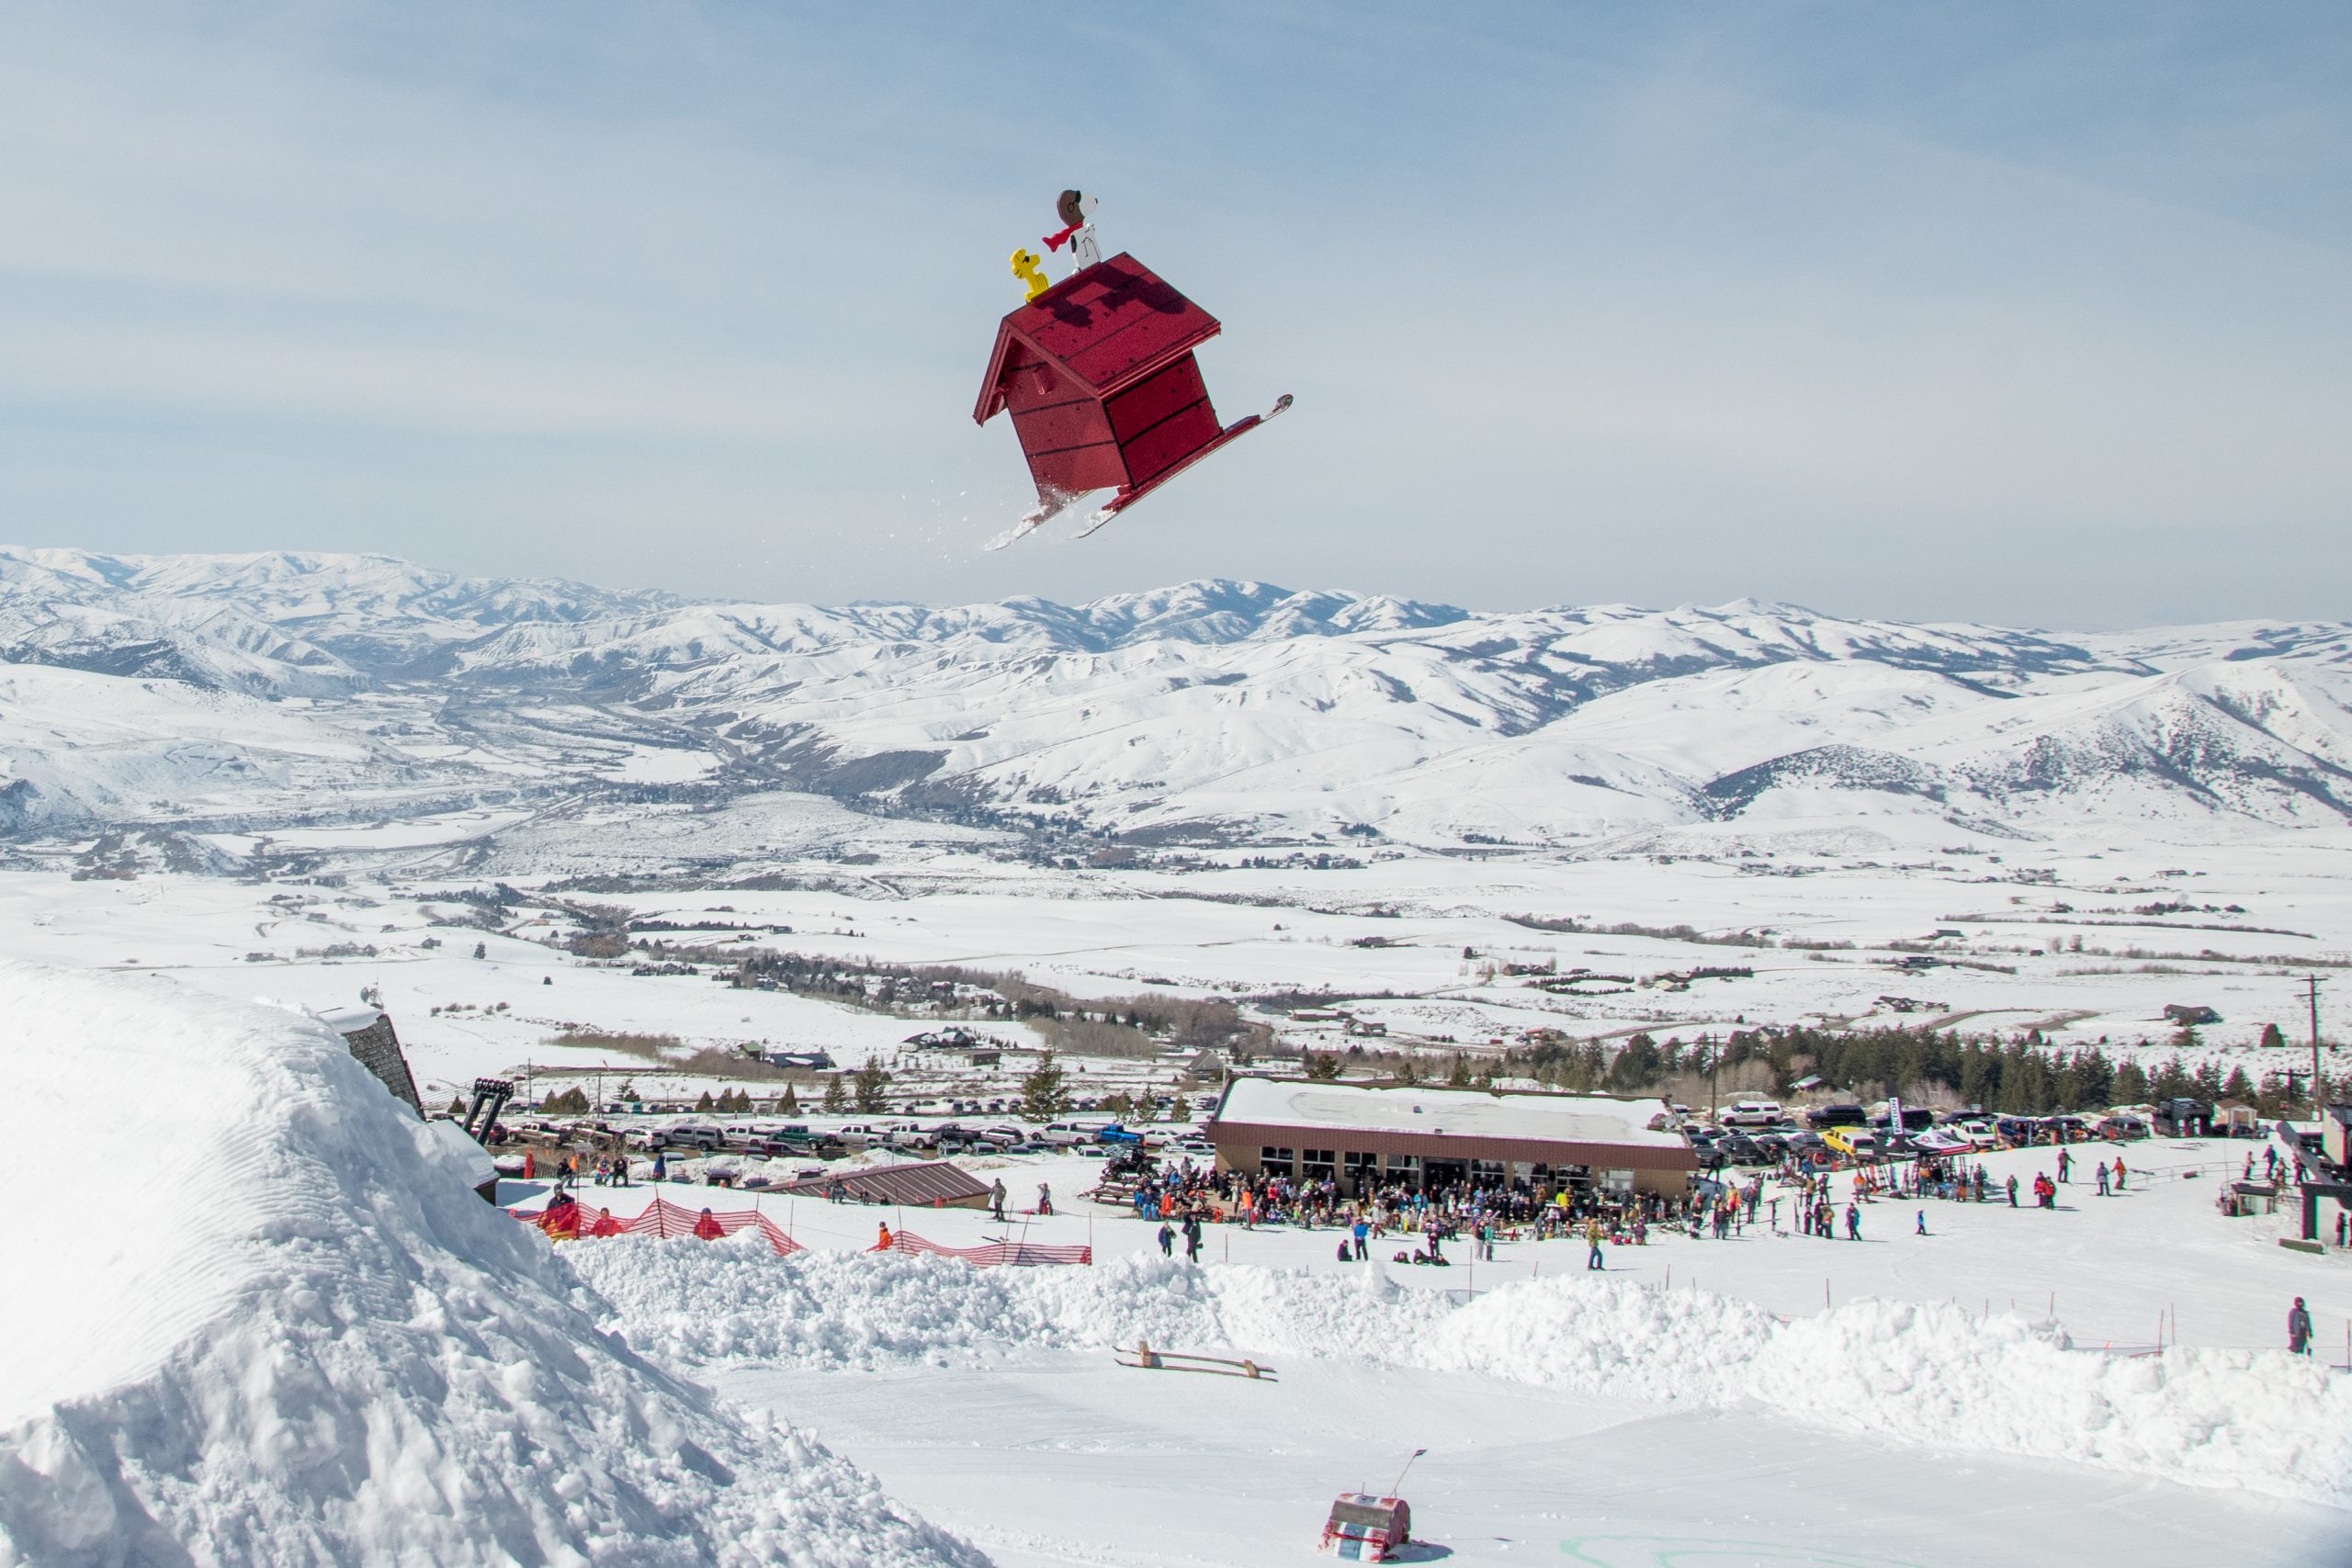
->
[1421,1158,1468,1192]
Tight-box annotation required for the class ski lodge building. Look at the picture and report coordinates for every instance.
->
[1205,1076,1696,1198]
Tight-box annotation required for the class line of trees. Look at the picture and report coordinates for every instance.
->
[1500,1022,2343,1116]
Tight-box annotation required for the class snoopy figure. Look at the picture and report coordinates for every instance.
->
[1044,189,1101,272]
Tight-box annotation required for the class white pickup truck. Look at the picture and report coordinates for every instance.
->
[1720,1100,1784,1128]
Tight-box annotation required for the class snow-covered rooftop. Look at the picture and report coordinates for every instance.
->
[1213,1077,1683,1149]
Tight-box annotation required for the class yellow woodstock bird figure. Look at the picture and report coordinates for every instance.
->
[1010,247,1049,301]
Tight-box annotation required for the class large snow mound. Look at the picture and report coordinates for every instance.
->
[0,963,977,1567]
[569,1243,2352,1505]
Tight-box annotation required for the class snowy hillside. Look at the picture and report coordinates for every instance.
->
[0,962,972,1566]
[3,547,2350,859]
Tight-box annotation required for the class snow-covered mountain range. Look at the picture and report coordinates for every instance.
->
[4,547,2349,863]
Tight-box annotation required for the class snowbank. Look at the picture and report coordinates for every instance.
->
[568,1241,2352,1505]
[0,962,977,1567]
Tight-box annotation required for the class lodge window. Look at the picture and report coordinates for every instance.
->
[1601,1168,1634,1195]
[1261,1146,1295,1177]
[1301,1148,1337,1179]
[1385,1153,1418,1173]
[1472,1159,1507,1182]
[1341,1151,1381,1177]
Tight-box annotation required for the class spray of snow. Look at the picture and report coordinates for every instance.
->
[0,963,978,1567]
[568,1243,2352,1505]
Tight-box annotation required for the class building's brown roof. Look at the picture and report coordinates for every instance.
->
[778,1159,991,1207]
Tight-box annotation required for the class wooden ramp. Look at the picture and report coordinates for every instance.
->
[1114,1340,1276,1381]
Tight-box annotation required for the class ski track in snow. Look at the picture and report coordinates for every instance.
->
[567,1239,2352,1506]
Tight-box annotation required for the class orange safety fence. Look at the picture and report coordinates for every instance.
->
[513,1195,800,1256]
[871,1228,1091,1267]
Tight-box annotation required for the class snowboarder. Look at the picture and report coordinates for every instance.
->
[2290,1296,2314,1355]
[989,1178,1008,1222]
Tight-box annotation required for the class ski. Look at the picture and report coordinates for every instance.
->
[1074,394,1293,540]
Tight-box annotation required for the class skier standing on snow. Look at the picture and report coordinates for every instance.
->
[989,1178,1007,1221]
[2290,1297,2314,1354]
[2097,1161,2111,1197]
[1845,1202,1860,1241]
[2058,1148,2071,1183]
[2006,1173,2019,1207]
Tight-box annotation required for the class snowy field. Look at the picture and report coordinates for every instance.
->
[3,924,2349,1562]
[5,751,2352,1561]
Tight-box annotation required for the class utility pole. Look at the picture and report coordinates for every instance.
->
[2309,976,2326,1116]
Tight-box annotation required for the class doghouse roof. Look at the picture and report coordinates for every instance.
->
[974,254,1225,423]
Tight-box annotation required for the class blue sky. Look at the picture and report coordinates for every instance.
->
[0,3,2345,626]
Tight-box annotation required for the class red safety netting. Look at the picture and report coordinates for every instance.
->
[514,1196,800,1256]
[872,1229,1091,1267]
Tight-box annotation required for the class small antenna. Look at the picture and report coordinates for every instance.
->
[1385,1448,1428,1498]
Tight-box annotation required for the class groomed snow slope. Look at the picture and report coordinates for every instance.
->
[0,963,977,1568]
[570,1242,2352,1506]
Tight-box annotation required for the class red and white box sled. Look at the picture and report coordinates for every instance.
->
[1321,1494,1411,1562]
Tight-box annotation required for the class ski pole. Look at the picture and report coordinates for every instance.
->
[1385,1448,1428,1498]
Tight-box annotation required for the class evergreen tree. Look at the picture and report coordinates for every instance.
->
[1021,1052,1070,1121]
[854,1058,891,1114]
[1448,1053,1473,1088]
[2113,1059,2150,1105]
[2260,1022,2288,1052]
[1305,1053,1342,1081]
[695,1089,716,1112]
[1170,1093,1190,1122]
[780,1083,800,1114]
[822,1074,847,1113]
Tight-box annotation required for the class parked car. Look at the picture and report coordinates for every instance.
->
[1805,1104,1868,1130]
[2097,1114,2150,1141]
[665,1124,726,1151]
[1722,1100,1783,1128]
